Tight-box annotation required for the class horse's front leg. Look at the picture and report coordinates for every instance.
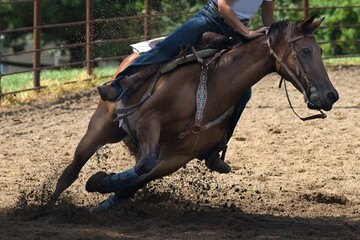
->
[50,100,126,204]
[134,116,161,175]
[85,115,161,194]
[88,152,192,213]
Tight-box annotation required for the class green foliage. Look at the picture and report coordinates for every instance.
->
[143,0,206,36]
[0,0,358,62]
[250,0,359,57]
[0,0,147,61]
[308,0,360,57]
[150,0,359,58]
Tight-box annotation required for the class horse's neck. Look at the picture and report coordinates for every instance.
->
[211,36,275,104]
[224,37,273,85]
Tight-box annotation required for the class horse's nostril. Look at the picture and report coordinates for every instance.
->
[327,92,338,103]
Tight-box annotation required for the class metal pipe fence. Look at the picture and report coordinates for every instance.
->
[0,0,359,101]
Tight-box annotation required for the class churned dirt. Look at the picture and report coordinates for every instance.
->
[0,66,359,240]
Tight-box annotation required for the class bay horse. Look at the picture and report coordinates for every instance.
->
[49,16,339,211]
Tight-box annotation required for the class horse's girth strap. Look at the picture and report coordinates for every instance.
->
[179,107,234,139]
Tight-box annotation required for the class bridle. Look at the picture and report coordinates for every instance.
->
[266,23,327,121]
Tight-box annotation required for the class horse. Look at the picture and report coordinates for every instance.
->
[49,16,339,211]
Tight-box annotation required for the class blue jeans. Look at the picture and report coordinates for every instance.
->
[116,1,235,77]
[114,0,251,142]
[227,88,251,142]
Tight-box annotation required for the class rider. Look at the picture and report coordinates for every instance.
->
[98,0,276,173]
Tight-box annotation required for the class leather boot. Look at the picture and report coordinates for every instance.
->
[97,85,119,101]
[119,64,160,89]
[205,154,231,173]
[98,64,160,102]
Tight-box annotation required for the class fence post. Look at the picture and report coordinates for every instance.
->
[144,0,151,40]
[302,0,309,19]
[33,0,41,90]
[0,3,2,103]
[86,0,94,75]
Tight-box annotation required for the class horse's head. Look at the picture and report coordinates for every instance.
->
[267,16,339,111]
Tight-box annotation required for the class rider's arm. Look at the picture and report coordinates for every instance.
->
[217,0,269,39]
[261,1,276,27]
[217,0,250,37]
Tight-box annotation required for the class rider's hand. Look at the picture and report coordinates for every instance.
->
[244,27,268,40]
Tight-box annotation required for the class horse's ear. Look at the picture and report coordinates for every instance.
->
[298,15,324,34]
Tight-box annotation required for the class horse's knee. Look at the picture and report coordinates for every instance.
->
[135,154,157,175]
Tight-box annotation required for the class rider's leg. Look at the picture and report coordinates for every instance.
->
[204,88,251,173]
[98,11,221,102]
[98,64,160,101]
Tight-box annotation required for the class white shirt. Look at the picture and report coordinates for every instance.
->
[213,0,274,20]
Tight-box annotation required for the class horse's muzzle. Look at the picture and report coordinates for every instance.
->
[307,88,339,111]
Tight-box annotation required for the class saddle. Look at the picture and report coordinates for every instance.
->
[130,32,237,55]
[118,32,237,94]
[162,32,240,75]
[114,32,238,121]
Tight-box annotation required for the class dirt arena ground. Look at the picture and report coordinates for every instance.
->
[0,66,359,239]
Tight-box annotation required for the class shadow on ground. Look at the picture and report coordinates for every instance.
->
[1,190,359,240]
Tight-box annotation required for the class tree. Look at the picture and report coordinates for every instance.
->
[251,0,360,57]
[309,0,360,56]
[0,0,147,62]
[1,0,358,62]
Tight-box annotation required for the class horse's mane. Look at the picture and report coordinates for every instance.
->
[267,19,289,45]
[197,19,304,51]
[233,19,291,48]
[267,19,309,46]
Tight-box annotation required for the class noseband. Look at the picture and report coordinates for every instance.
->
[266,23,326,121]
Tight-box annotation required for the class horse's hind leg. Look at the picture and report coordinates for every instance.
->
[50,100,125,203]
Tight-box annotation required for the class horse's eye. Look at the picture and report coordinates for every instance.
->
[301,47,312,55]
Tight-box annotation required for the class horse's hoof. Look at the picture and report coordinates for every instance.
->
[85,171,108,193]
[89,195,121,214]
[48,195,58,205]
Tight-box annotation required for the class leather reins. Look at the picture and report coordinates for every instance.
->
[266,24,327,121]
